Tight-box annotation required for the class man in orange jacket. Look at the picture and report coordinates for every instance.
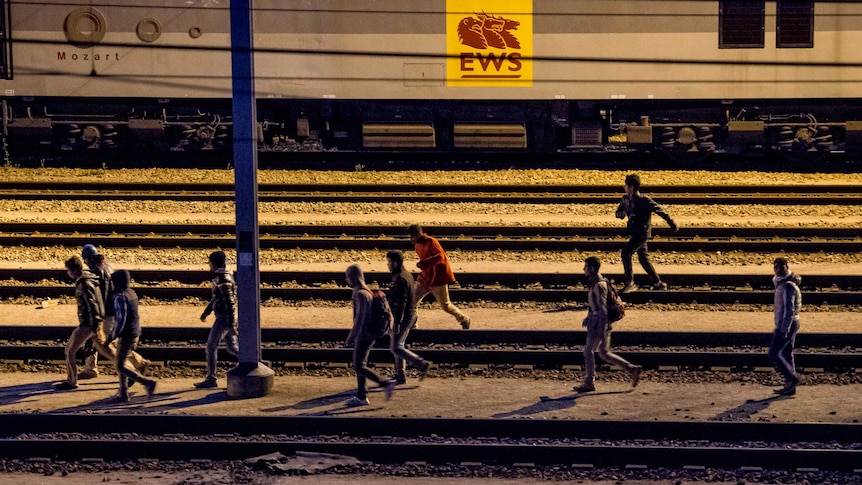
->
[407,224,472,329]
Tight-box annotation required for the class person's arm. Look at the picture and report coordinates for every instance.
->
[596,281,609,323]
[83,281,103,327]
[649,197,678,231]
[345,289,370,346]
[615,196,629,219]
[109,294,126,343]
[776,283,794,337]
[200,297,214,321]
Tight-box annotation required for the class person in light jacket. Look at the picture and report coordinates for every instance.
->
[769,257,802,396]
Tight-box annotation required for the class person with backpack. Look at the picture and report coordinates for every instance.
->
[769,257,802,396]
[573,256,642,393]
[194,250,239,389]
[615,173,679,293]
[386,250,431,385]
[344,263,397,407]
[79,244,152,380]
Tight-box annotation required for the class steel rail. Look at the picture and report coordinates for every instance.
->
[2,345,858,370]
[0,182,860,204]
[4,284,860,305]
[3,327,860,349]
[4,269,861,292]
[2,222,859,240]
[0,234,860,252]
[0,415,859,470]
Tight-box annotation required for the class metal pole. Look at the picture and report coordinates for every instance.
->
[227,0,273,397]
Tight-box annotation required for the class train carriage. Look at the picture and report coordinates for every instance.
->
[1,0,862,163]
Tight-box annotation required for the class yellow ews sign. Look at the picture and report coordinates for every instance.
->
[446,0,533,87]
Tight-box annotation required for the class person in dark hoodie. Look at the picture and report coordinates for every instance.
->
[769,257,802,396]
[54,256,112,390]
[615,174,679,293]
[194,250,239,389]
[386,250,431,385]
[105,270,157,401]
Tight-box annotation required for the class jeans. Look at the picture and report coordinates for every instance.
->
[204,316,239,380]
[412,282,468,324]
[767,321,800,384]
[83,315,148,373]
[116,336,155,398]
[353,337,388,399]
[582,319,636,385]
[621,233,660,285]
[390,313,422,378]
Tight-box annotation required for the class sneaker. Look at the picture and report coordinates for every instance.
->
[53,381,78,391]
[629,365,643,388]
[194,378,218,389]
[619,282,638,294]
[110,393,130,403]
[346,396,369,407]
[572,383,595,393]
[394,374,407,385]
[773,386,797,396]
[460,317,472,330]
[383,380,397,401]
[417,360,432,381]
[77,369,98,380]
[145,381,157,400]
[652,282,668,291]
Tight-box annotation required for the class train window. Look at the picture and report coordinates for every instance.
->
[718,1,765,49]
[776,1,814,48]
[0,0,10,79]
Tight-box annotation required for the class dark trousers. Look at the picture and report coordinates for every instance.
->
[353,337,388,399]
[116,337,155,398]
[205,316,239,380]
[767,321,800,384]
[622,233,660,285]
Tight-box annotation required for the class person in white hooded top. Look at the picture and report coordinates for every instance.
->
[769,257,802,396]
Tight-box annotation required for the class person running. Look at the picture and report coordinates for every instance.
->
[573,256,642,393]
[386,250,431,385]
[407,224,471,329]
[105,270,157,401]
[769,257,802,396]
[79,244,152,379]
[615,174,678,293]
[194,250,239,389]
[344,263,397,407]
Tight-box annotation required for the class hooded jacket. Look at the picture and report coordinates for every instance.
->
[773,272,802,335]
[111,270,140,340]
[413,234,456,287]
[584,274,609,328]
[74,270,104,328]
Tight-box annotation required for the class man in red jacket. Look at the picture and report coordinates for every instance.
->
[407,224,472,329]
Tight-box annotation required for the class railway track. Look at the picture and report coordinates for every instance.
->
[0,182,860,204]
[3,269,860,305]
[2,327,859,370]
[0,414,859,471]
[1,223,860,252]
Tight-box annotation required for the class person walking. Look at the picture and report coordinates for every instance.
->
[54,256,134,391]
[344,263,397,407]
[80,244,152,379]
[105,270,157,401]
[615,174,678,293]
[573,256,642,393]
[407,224,471,329]
[386,250,431,385]
[769,257,802,396]
[194,250,239,389]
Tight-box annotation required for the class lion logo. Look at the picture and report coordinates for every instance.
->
[457,12,521,50]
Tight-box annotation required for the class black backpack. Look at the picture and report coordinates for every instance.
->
[363,288,393,339]
[605,279,626,323]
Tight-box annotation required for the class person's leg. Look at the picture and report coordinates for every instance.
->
[636,243,661,286]
[429,284,469,325]
[596,327,641,386]
[204,324,227,381]
[621,237,641,284]
[390,313,424,381]
[767,330,797,384]
[64,326,92,386]
[353,338,376,400]
[411,282,431,314]
[577,327,601,390]
[116,337,156,398]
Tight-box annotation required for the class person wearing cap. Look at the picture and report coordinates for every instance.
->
[79,244,152,380]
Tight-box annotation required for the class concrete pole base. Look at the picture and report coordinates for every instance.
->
[226,362,275,398]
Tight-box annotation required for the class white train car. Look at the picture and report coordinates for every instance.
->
[2,0,861,161]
